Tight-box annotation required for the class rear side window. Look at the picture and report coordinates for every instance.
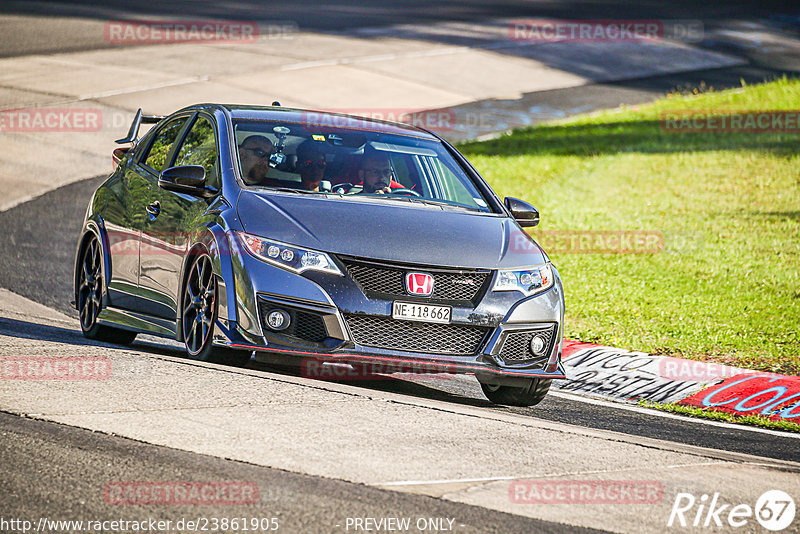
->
[175,116,219,188]
[143,117,187,172]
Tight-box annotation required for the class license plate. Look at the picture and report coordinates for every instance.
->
[392,301,451,324]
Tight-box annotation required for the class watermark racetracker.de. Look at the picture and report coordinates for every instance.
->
[0,108,103,132]
[657,358,755,382]
[508,19,703,43]
[0,356,151,381]
[0,106,493,136]
[0,516,280,533]
[101,228,702,261]
[103,19,297,44]
[104,481,259,506]
[0,108,151,134]
[532,230,664,254]
[300,358,458,381]
[661,111,800,133]
[509,229,703,255]
[1,356,111,380]
[509,479,663,504]
[300,108,475,132]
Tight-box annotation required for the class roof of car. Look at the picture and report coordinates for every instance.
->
[206,104,440,139]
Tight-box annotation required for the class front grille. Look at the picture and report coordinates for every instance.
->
[497,325,556,368]
[346,263,404,294]
[344,314,490,355]
[259,301,328,343]
[342,258,490,305]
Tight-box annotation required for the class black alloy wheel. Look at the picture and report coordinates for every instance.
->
[77,236,137,344]
[182,254,217,358]
[181,253,250,364]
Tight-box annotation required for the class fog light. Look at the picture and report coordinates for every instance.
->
[530,334,547,356]
[267,309,291,331]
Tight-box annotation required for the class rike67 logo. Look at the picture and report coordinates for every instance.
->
[668,490,796,531]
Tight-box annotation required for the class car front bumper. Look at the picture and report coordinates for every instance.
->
[217,243,566,381]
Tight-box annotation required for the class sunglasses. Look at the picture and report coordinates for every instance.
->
[242,147,271,158]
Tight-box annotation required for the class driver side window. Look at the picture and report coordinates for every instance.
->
[175,116,219,189]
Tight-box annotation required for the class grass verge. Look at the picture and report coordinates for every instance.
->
[460,77,800,375]
[639,400,800,433]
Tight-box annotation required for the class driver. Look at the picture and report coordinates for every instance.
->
[357,151,403,194]
[239,135,277,186]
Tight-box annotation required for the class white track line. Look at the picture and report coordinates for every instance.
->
[376,461,726,487]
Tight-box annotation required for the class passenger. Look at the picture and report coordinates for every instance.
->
[295,139,327,191]
[357,151,402,194]
[239,135,276,186]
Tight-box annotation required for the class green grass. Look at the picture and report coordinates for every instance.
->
[639,400,800,433]
[460,77,800,375]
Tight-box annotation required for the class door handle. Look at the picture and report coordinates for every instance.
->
[145,200,161,218]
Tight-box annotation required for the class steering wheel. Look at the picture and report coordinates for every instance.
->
[390,187,421,197]
[331,182,354,194]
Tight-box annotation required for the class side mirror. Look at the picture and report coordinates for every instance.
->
[159,165,216,198]
[504,197,539,227]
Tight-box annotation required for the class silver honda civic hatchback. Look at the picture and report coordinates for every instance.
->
[73,104,565,406]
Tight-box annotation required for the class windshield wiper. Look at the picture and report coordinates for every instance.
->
[357,194,484,212]
[411,197,483,211]
[358,194,437,207]
[395,196,484,212]
[263,186,318,194]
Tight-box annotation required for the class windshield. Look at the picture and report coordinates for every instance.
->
[233,119,493,212]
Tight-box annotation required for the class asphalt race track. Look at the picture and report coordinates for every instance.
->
[0,176,799,465]
[1,0,798,56]
[2,134,800,533]
[1,1,800,533]
[2,413,598,534]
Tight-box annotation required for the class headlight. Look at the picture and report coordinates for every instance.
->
[493,263,553,296]
[236,231,343,276]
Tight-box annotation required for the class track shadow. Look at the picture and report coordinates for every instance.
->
[0,315,185,358]
[0,175,105,316]
[4,1,796,36]
[0,314,489,406]
[1,0,798,95]
[342,375,493,407]
[246,357,491,407]
[460,118,800,157]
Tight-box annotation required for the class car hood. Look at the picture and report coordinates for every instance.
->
[236,191,547,269]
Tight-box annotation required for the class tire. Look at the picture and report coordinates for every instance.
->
[180,253,249,365]
[479,378,552,407]
[77,236,137,345]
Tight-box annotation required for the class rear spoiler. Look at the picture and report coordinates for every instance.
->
[115,108,165,144]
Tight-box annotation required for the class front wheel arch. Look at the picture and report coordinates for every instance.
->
[177,244,211,343]
[75,232,136,345]
[178,250,249,365]
[74,225,106,309]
